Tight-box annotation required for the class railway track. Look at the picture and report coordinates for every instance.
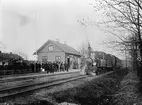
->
[0,74,88,98]
[0,71,115,99]
[0,71,81,91]
[0,71,80,83]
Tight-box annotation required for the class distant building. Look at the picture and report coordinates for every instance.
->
[33,40,82,69]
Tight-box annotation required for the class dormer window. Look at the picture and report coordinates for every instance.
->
[48,45,53,51]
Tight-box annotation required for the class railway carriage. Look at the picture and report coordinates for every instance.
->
[82,51,122,75]
[105,54,113,71]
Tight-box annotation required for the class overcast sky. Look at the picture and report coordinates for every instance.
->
[0,0,125,60]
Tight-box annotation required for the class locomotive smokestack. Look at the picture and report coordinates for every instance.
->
[88,42,91,57]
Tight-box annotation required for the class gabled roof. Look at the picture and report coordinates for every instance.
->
[33,40,82,56]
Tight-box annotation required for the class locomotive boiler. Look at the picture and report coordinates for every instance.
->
[80,57,97,75]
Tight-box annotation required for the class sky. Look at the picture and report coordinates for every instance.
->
[0,0,125,60]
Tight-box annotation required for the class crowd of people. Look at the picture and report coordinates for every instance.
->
[31,61,70,73]
[0,60,70,75]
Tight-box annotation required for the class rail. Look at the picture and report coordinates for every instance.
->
[0,74,87,98]
[0,70,80,83]
[0,70,115,99]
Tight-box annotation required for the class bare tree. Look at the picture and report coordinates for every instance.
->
[77,41,88,57]
[86,0,142,81]
[84,0,141,65]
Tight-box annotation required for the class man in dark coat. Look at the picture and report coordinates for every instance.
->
[31,63,34,72]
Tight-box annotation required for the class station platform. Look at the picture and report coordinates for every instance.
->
[0,69,81,92]
[0,69,80,82]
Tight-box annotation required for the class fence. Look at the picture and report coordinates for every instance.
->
[0,69,37,76]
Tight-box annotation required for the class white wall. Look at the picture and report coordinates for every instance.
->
[38,52,65,63]
[37,42,65,63]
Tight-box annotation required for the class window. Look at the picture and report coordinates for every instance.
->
[55,56,61,62]
[42,56,48,63]
[48,46,53,51]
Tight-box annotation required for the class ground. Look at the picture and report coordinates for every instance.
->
[111,70,142,105]
[51,69,127,105]
[2,68,142,105]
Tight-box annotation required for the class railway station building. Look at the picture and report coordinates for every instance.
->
[33,40,82,69]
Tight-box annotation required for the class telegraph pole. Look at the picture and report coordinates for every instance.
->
[125,50,127,68]
[35,11,39,72]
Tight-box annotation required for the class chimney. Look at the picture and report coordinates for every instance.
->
[56,39,60,43]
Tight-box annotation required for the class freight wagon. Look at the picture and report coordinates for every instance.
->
[91,51,122,73]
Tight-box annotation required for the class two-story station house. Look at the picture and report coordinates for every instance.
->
[33,40,82,69]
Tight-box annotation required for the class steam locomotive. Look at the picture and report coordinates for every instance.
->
[81,51,122,75]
